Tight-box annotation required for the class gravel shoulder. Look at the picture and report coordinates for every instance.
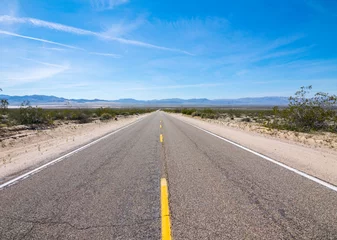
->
[0,114,150,182]
[168,113,337,186]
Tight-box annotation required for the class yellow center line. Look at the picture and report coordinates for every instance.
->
[161,178,172,240]
[160,134,164,143]
[160,124,162,129]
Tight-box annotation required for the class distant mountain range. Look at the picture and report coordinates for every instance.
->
[0,94,289,107]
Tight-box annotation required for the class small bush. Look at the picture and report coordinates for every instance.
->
[241,117,251,122]
[77,113,91,124]
[100,113,112,120]
[191,111,201,117]
[182,108,196,115]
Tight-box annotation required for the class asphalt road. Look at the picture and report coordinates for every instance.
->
[1,111,337,239]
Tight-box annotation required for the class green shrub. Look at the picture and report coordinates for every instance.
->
[182,108,196,115]
[0,88,9,114]
[191,111,201,117]
[100,113,112,120]
[270,86,337,132]
[241,117,251,122]
[77,113,91,124]
[16,101,51,125]
[5,107,154,126]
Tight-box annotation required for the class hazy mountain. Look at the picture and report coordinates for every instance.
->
[0,94,289,107]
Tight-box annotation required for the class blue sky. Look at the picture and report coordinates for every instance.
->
[0,0,337,100]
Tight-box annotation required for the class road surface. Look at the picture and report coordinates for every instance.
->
[0,111,336,239]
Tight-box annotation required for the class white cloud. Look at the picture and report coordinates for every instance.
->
[0,0,19,18]
[18,57,67,68]
[89,52,121,58]
[0,56,70,85]
[0,15,193,55]
[0,30,123,57]
[1,66,69,84]
[40,47,69,52]
[90,0,129,10]
[0,30,83,50]
[102,15,146,38]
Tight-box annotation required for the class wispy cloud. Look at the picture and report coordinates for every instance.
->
[264,35,304,51]
[89,52,121,58]
[0,15,193,55]
[40,47,69,52]
[1,65,69,83]
[90,0,129,10]
[18,57,67,68]
[0,30,123,57]
[251,46,310,62]
[102,15,146,38]
[0,55,70,84]
[304,0,337,17]
[0,30,83,50]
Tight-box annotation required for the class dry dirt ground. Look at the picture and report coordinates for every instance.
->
[0,114,149,182]
[169,113,337,186]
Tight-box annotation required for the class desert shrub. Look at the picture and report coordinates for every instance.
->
[208,114,218,119]
[15,101,51,125]
[4,107,153,126]
[241,117,251,122]
[0,114,9,125]
[100,113,112,120]
[191,111,201,117]
[271,86,337,132]
[201,113,218,119]
[203,108,215,114]
[1,99,8,114]
[182,108,196,115]
[53,111,66,120]
[77,113,91,123]
[0,88,9,114]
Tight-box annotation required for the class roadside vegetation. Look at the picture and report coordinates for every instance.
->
[0,89,153,129]
[0,106,152,128]
[164,86,337,133]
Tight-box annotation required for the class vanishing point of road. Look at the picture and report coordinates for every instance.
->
[0,111,336,239]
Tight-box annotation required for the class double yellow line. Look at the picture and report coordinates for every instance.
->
[160,120,171,240]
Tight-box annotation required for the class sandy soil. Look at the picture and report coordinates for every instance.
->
[202,116,337,150]
[169,113,337,186]
[0,114,149,182]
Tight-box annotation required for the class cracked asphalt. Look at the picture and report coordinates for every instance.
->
[1,111,337,239]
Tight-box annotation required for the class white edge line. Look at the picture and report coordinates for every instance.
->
[0,114,150,190]
[169,114,337,193]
